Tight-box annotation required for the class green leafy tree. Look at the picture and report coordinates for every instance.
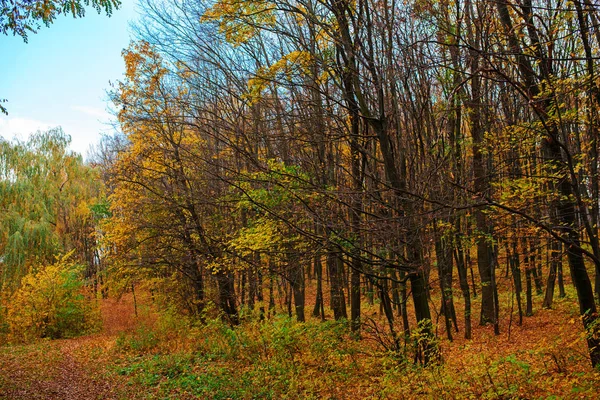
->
[0,0,120,40]
[0,128,104,291]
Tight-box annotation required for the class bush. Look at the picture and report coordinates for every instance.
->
[5,254,101,341]
[116,324,159,353]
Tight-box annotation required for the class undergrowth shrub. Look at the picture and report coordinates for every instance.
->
[116,324,159,353]
[114,303,196,355]
[113,310,363,398]
[5,253,101,342]
[410,318,441,365]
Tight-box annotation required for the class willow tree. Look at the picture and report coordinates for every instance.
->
[0,128,103,291]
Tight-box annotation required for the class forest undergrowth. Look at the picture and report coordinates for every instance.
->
[1,281,599,399]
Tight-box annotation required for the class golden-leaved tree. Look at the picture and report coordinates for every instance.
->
[105,0,600,367]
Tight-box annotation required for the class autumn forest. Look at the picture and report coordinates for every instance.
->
[2,0,600,397]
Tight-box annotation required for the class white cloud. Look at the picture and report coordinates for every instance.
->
[0,113,114,159]
[0,117,57,140]
[71,105,112,120]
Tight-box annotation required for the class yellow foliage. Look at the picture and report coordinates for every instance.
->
[228,218,282,257]
[202,0,276,45]
[245,51,314,104]
[5,253,101,342]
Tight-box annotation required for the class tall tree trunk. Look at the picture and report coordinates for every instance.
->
[543,239,561,309]
[377,277,400,352]
[523,237,534,317]
[328,250,347,320]
[466,0,497,327]
[290,258,305,322]
[313,252,325,320]
[217,271,238,325]
[399,270,411,340]
[509,234,523,325]
[455,227,472,339]
[434,219,456,341]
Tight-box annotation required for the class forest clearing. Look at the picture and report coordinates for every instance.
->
[3,0,600,398]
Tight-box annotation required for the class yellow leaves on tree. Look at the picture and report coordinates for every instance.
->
[228,218,282,258]
[118,41,171,134]
[4,253,101,343]
[202,0,276,45]
[245,51,314,104]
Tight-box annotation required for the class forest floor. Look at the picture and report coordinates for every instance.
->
[1,282,600,399]
[0,297,137,399]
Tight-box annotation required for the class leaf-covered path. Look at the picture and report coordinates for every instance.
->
[0,337,118,399]
[0,297,140,399]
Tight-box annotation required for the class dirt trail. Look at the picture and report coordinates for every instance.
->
[0,337,119,399]
[0,296,143,399]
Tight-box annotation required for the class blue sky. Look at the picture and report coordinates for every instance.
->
[0,1,139,157]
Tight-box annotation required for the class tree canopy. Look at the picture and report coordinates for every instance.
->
[1,0,120,40]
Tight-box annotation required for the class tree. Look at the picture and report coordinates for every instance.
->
[0,0,120,40]
[0,129,104,291]
[104,0,600,368]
